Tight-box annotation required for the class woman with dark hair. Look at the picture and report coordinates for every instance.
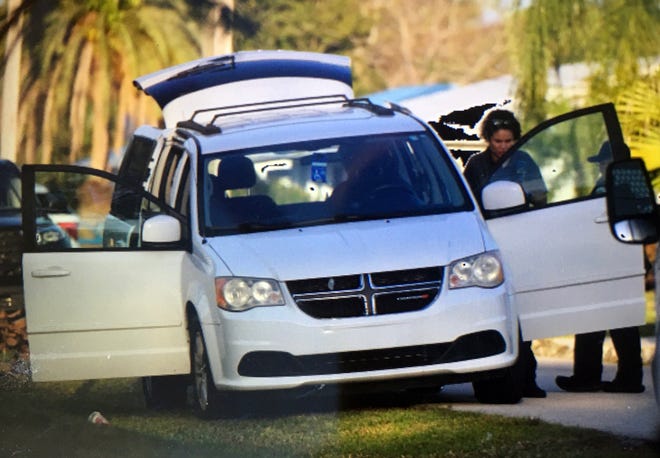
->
[462,108,547,399]
[463,109,547,209]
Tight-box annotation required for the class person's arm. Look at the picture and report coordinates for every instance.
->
[513,151,547,207]
[462,154,485,208]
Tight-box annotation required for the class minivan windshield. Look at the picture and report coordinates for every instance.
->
[201,132,472,235]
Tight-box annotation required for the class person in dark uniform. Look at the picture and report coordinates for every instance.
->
[463,108,547,398]
[555,142,645,393]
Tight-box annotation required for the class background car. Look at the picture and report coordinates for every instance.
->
[0,159,23,313]
[1,159,72,312]
[35,183,79,242]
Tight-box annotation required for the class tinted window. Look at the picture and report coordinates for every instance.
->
[201,132,471,235]
[503,111,613,205]
[30,169,186,250]
[117,136,156,187]
[0,176,21,210]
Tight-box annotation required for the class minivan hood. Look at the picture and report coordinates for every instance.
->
[207,213,487,280]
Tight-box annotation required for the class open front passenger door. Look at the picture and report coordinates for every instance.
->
[483,104,646,340]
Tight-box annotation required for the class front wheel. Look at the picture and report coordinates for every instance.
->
[472,367,523,404]
[190,316,224,418]
[472,334,525,404]
[142,375,188,410]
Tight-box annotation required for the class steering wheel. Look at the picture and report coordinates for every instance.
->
[368,184,417,201]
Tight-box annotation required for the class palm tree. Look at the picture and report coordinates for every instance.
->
[192,0,235,56]
[616,70,660,178]
[27,0,201,169]
[0,0,35,163]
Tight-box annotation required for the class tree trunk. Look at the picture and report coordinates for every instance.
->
[205,0,234,56]
[40,62,64,164]
[69,40,94,164]
[89,55,109,171]
[1,0,23,163]
[112,71,136,159]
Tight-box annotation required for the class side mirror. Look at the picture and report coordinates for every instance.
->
[142,214,181,244]
[606,158,659,244]
[481,181,526,211]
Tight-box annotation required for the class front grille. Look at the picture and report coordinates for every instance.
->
[287,267,442,319]
[0,228,23,288]
[237,330,506,377]
[288,274,361,294]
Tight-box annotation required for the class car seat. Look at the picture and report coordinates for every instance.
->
[209,156,278,228]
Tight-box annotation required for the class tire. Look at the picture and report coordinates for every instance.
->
[190,316,224,418]
[406,383,444,397]
[142,375,188,410]
[472,333,525,405]
[472,367,523,404]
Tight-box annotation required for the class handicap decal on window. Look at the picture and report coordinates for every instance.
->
[311,162,327,183]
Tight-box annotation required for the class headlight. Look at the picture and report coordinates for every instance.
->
[215,277,285,312]
[448,251,504,289]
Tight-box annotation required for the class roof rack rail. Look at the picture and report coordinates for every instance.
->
[184,94,350,125]
[387,102,413,115]
[176,119,222,135]
[175,94,401,135]
[345,98,395,116]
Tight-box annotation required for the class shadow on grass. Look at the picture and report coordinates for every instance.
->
[1,376,659,458]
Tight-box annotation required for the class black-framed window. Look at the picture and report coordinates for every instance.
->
[22,165,190,252]
[484,104,627,218]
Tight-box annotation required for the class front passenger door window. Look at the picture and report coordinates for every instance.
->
[489,104,627,212]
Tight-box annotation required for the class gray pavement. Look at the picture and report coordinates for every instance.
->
[436,357,660,442]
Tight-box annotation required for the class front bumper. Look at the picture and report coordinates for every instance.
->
[238,329,506,377]
[202,284,518,391]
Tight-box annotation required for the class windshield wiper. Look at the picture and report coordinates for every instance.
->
[333,209,426,222]
[235,221,297,233]
[332,213,365,222]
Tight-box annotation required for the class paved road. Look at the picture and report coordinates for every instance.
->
[435,357,659,442]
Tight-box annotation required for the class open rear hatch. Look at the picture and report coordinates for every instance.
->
[134,50,354,127]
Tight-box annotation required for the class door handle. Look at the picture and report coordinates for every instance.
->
[31,267,71,278]
[594,214,609,224]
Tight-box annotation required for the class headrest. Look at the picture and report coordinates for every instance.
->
[214,156,257,191]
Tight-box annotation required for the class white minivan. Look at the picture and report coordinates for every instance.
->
[19,51,645,417]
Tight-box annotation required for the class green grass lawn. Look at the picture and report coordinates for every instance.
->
[0,377,657,457]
